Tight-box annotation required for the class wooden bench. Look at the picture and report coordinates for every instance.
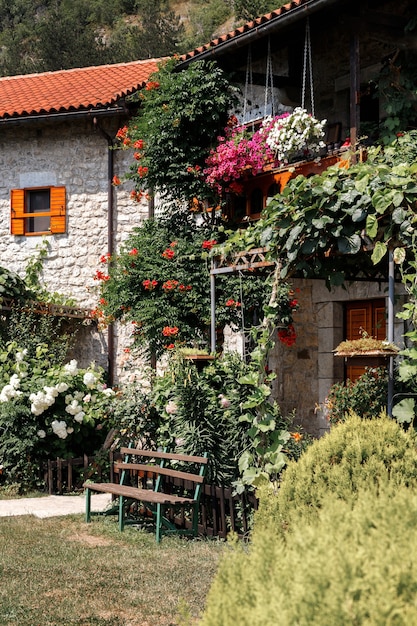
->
[83,446,208,542]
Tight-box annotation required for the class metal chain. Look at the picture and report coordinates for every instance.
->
[301,17,315,116]
[264,36,274,118]
[243,44,253,126]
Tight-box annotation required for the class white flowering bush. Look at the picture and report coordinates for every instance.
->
[262,108,326,164]
[0,341,115,490]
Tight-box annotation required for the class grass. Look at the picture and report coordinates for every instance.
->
[0,513,224,626]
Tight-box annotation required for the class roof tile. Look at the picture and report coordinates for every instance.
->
[0,59,161,119]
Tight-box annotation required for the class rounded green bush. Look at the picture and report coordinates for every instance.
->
[255,412,417,535]
[201,486,417,626]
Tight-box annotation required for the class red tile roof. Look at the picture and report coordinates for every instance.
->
[180,0,319,62]
[0,58,161,120]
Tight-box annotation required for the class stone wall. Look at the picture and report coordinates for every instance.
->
[0,117,148,373]
[269,277,406,437]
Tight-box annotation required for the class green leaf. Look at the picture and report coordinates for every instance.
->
[371,241,387,265]
[366,214,378,238]
[392,398,415,424]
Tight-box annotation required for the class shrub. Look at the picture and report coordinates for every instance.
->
[255,414,417,532]
[323,367,388,425]
[201,486,417,626]
[255,412,417,535]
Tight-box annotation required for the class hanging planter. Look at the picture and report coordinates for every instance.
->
[334,337,399,358]
[204,109,326,196]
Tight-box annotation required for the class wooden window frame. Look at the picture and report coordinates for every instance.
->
[10,186,66,236]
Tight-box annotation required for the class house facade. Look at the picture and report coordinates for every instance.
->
[179,0,414,435]
[0,59,159,384]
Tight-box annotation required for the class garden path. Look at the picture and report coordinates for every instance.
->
[0,493,111,518]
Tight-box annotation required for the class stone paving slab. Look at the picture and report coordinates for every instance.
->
[0,493,112,519]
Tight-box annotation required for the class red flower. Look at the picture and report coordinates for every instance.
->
[225,299,241,307]
[202,239,217,251]
[166,343,175,350]
[162,326,179,337]
[116,126,128,140]
[112,175,121,186]
[162,248,175,260]
[162,280,179,291]
[278,325,297,347]
[179,284,192,292]
[99,252,111,264]
[99,298,107,305]
[142,279,158,290]
[145,81,160,91]
[94,270,110,281]
[130,190,143,202]
[133,139,144,149]
[289,299,298,309]
[170,241,177,248]
[129,248,138,256]
[137,166,148,177]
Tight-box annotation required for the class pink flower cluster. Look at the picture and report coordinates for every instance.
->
[204,122,276,195]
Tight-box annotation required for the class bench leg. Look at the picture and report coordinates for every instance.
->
[85,488,92,523]
[118,495,125,531]
[192,503,198,537]
[156,503,162,543]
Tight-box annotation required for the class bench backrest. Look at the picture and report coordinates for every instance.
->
[115,446,208,500]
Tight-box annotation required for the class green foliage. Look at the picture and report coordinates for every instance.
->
[118,58,238,205]
[323,367,388,425]
[219,131,417,288]
[0,337,115,492]
[0,265,31,303]
[94,215,292,358]
[180,0,232,51]
[110,351,305,487]
[378,37,417,144]
[255,413,417,536]
[234,0,286,20]
[201,486,417,626]
[108,0,184,60]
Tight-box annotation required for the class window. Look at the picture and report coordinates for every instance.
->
[10,186,66,236]
[344,299,386,382]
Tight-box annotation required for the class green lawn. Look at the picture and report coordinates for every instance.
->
[0,514,224,626]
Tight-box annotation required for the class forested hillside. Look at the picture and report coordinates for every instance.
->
[0,0,285,76]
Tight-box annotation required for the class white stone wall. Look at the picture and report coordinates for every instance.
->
[0,117,148,373]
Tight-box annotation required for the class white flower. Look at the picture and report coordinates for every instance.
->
[74,411,85,423]
[56,382,69,393]
[66,427,74,434]
[51,420,68,439]
[37,430,46,438]
[165,400,178,415]
[83,393,91,403]
[64,359,78,375]
[83,372,97,388]
[102,388,115,397]
[218,394,231,408]
[65,399,80,415]
[15,349,27,362]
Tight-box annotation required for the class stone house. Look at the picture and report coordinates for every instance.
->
[178,0,414,434]
[0,0,414,436]
[0,59,160,384]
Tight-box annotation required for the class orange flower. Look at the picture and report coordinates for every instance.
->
[162,326,179,337]
[112,175,121,186]
[291,432,303,443]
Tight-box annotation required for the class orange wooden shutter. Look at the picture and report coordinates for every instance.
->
[50,186,66,233]
[10,189,25,235]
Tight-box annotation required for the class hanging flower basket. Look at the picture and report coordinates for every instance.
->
[204,108,326,195]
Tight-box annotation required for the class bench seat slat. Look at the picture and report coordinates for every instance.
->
[119,448,208,464]
[84,482,196,505]
[114,462,204,483]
